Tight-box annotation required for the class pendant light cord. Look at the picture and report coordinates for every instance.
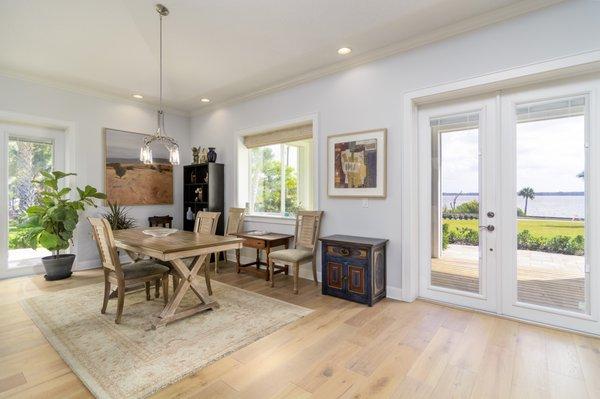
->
[159,13,163,114]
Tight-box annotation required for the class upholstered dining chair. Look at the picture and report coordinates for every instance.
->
[88,217,170,324]
[172,211,221,295]
[213,207,245,273]
[268,211,324,294]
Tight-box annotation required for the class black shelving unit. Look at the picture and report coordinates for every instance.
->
[183,163,224,234]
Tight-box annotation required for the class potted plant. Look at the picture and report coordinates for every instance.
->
[19,171,106,280]
[101,201,136,230]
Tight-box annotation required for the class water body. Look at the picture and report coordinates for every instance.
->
[442,194,585,219]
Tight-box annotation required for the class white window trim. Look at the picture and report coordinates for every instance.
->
[234,113,320,223]
[0,111,76,279]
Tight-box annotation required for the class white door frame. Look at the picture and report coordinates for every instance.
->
[402,50,600,303]
[417,95,498,312]
[499,78,600,335]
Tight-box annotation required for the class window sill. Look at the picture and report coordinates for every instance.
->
[244,214,296,225]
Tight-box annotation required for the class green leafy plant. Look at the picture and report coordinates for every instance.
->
[101,201,136,230]
[19,171,106,257]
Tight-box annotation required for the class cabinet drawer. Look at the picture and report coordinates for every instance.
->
[243,238,265,249]
[326,245,368,260]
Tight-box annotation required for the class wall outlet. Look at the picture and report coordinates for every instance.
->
[362,198,369,208]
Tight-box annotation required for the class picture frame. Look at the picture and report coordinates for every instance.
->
[103,128,174,205]
[327,128,387,198]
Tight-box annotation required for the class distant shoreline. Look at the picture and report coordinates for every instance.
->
[443,192,584,196]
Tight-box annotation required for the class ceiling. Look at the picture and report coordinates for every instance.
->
[0,0,560,114]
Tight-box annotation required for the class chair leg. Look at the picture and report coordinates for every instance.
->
[269,259,275,287]
[172,274,179,292]
[155,279,160,298]
[215,252,219,274]
[204,258,213,296]
[115,280,125,324]
[312,257,318,286]
[145,281,151,301]
[293,262,299,294]
[162,274,169,305]
[101,279,110,314]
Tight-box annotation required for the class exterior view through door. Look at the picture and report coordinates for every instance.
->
[419,76,600,335]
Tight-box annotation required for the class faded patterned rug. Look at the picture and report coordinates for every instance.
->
[21,279,312,398]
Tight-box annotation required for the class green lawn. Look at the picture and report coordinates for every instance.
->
[444,218,584,239]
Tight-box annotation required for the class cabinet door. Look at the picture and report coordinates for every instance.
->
[348,265,366,295]
[326,262,344,291]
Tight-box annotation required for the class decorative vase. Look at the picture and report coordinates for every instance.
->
[186,207,194,220]
[207,147,217,163]
[41,254,75,281]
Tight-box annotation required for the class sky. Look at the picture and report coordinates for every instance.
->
[441,115,585,194]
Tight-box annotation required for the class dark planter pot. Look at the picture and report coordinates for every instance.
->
[207,147,217,163]
[41,254,75,281]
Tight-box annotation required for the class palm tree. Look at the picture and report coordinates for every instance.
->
[518,187,535,215]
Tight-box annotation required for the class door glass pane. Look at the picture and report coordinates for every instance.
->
[8,137,53,265]
[431,112,481,293]
[515,97,586,313]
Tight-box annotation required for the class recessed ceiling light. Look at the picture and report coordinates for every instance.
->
[200,98,211,103]
[337,47,352,55]
[132,94,143,99]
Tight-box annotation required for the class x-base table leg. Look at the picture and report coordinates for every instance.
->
[152,255,219,329]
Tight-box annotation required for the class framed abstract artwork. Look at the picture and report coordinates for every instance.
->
[103,128,173,205]
[327,128,387,198]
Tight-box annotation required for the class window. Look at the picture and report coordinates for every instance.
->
[1,124,65,277]
[240,122,315,218]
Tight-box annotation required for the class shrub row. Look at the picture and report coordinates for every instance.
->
[441,224,584,255]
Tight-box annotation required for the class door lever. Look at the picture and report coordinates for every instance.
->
[479,225,495,232]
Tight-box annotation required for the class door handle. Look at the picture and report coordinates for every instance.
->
[479,225,495,232]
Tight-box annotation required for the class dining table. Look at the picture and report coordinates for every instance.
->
[112,227,244,329]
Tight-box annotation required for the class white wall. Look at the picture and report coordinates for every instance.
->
[0,75,190,270]
[189,0,600,295]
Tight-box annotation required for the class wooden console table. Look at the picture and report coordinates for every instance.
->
[233,231,293,281]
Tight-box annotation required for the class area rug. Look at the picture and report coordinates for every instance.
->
[21,279,312,399]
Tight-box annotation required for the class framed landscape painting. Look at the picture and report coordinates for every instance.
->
[328,128,387,198]
[104,128,173,205]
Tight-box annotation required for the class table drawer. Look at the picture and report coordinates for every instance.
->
[243,238,266,249]
[326,244,368,260]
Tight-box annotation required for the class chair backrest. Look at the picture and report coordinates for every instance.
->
[148,215,173,228]
[225,207,245,236]
[194,211,221,234]
[88,217,122,274]
[294,211,324,253]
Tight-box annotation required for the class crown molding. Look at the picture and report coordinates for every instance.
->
[190,0,565,117]
[0,68,190,117]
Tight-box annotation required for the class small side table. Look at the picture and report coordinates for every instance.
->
[320,235,388,306]
[233,232,294,281]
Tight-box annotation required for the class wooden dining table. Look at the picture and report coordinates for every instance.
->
[112,228,243,329]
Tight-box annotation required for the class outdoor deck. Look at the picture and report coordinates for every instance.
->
[431,244,585,312]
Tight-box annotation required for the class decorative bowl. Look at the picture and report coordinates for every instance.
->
[142,228,178,238]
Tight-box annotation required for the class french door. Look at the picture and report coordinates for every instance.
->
[419,76,600,335]
[0,124,65,279]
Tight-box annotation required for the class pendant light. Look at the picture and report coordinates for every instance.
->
[140,3,180,165]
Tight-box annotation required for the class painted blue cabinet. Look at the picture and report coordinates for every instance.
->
[320,235,387,306]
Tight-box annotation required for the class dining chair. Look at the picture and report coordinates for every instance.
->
[268,211,324,294]
[148,215,173,228]
[172,211,221,295]
[214,207,245,273]
[88,217,170,324]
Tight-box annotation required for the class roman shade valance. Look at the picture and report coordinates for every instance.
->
[243,123,312,148]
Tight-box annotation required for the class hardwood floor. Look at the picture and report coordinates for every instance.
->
[1,261,599,398]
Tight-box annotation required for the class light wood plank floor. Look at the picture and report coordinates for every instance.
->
[1,261,599,398]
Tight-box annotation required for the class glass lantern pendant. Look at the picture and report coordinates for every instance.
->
[139,4,180,166]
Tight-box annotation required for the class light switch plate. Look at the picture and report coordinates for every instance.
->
[362,198,369,208]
